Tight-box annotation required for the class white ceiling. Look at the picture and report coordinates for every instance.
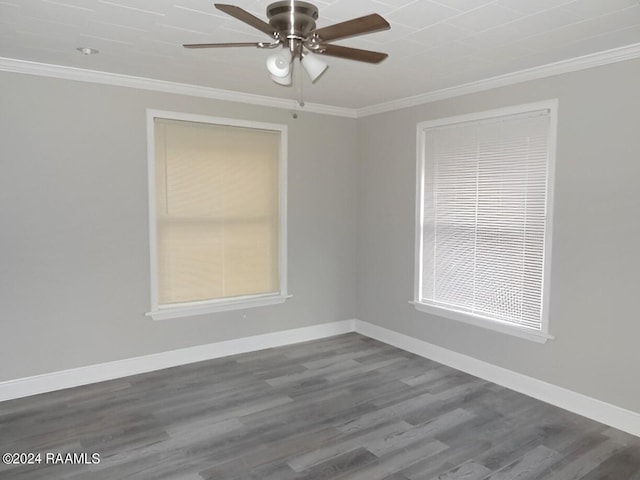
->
[1,0,640,109]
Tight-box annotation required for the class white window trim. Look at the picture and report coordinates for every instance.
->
[413,100,558,343]
[145,109,289,320]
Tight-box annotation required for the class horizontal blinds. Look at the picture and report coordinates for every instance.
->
[421,110,550,330]
[155,118,280,305]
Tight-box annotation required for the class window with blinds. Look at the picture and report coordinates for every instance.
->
[415,102,556,340]
[147,112,287,320]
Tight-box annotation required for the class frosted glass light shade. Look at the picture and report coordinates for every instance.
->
[266,51,292,86]
[301,53,328,83]
[270,72,292,85]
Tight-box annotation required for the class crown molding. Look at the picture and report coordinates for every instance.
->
[2,42,640,119]
[0,56,357,119]
[356,42,640,118]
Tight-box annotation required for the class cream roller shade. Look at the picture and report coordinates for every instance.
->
[154,118,280,305]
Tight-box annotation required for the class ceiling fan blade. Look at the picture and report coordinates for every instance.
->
[214,3,277,37]
[314,44,388,63]
[184,42,264,49]
[310,14,389,43]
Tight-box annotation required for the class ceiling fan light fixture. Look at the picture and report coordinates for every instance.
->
[301,52,328,83]
[266,50,291,78]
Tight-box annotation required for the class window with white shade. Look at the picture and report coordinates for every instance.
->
[414,101,557,343]
[146,111,287,320]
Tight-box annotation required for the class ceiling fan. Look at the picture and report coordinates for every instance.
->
[183,1,390,98]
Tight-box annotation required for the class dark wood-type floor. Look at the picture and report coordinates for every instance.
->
[1,333,640,479]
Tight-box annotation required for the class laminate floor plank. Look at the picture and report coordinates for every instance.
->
[485,444,563,479]
[437,461,492,480]
[539,437,623,480]
[1,333,639,479]
[400,437,493,480]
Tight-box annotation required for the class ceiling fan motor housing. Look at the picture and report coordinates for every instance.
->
[267,1,319,38]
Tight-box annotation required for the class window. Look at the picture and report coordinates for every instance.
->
[146,111,287,320]
[414,101,557,342]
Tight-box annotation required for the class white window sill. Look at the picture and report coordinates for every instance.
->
[148,293,291,321]
[411,301,553,344]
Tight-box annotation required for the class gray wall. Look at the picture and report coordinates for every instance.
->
[2,57,639,416]
[357,58,640,412]
[0,72,358,381]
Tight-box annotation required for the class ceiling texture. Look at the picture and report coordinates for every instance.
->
[1,0,640,109]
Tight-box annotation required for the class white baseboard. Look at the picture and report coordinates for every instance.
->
[355,319,640,438]
[0,319,356,402]
[2,317,638,439]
